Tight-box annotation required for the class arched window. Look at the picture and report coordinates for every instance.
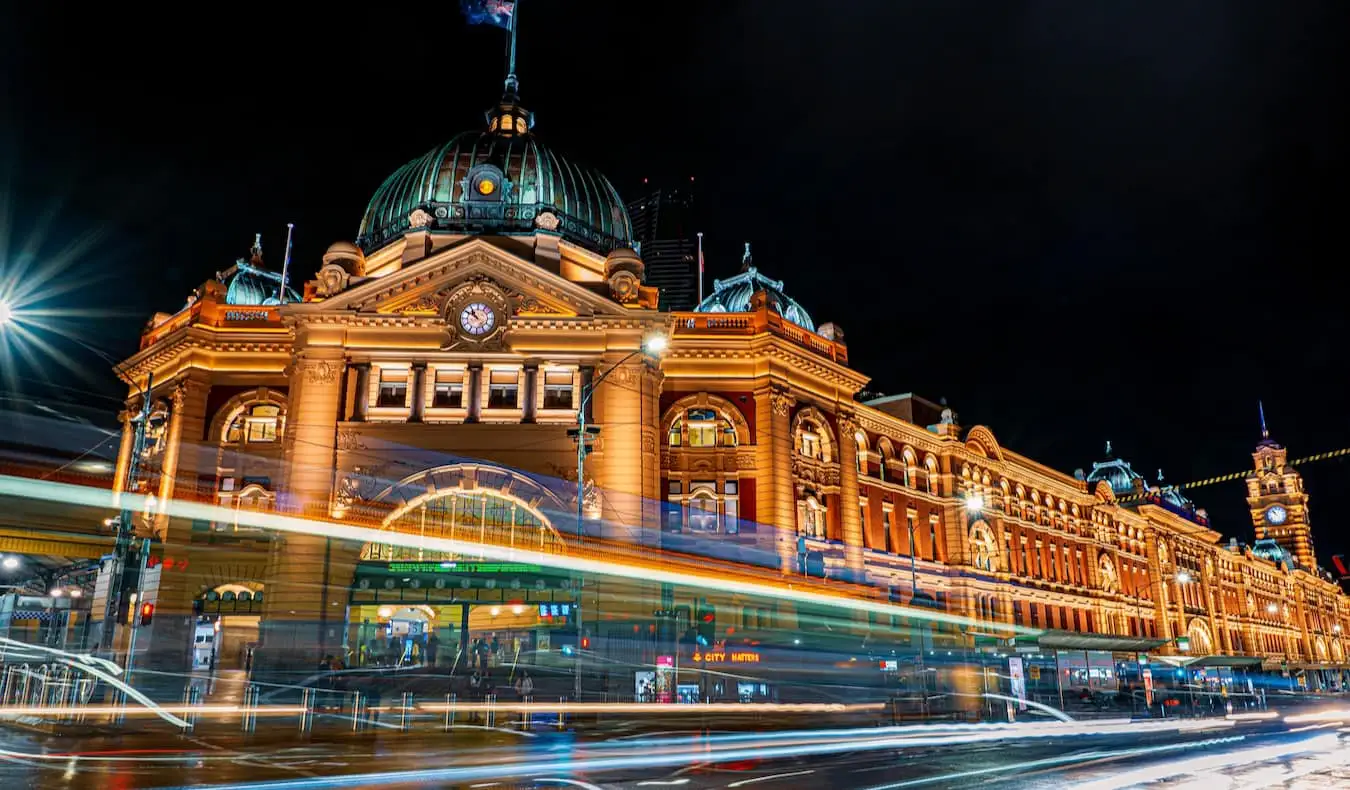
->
[667,408,739,448]
[969,521,999,572]
[855,433,868,475]
[225,403,282,444]
[798,496,826,539]
[924,455,939,495]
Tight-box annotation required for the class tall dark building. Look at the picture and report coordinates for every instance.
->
[627,180,699,312]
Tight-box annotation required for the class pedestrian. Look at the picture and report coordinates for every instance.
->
[515,671,534,700]
[427,633,440,668]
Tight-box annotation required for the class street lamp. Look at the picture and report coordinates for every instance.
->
[1176,571,1191,584]
[965,495,984,513]
[570,331,668,701]
[1,556,18,570]
[0,299,13,327]
[1267,603,1279,614]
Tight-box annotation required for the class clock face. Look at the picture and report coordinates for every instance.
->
[458,302,496,336]
[1266,505,1288,525]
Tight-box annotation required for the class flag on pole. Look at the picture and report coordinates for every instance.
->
[696,232,705,305]
[461,0,516,28]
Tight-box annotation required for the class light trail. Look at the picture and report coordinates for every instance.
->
[162,719,1238,790]
[1066,732,1341,789]
[0,704,306,717]
[0,474,1042,635]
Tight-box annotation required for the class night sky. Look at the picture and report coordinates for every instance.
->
[4,2,1348,560]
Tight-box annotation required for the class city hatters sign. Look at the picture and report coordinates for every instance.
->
[691,650,760,664]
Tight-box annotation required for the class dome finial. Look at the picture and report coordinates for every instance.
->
[741,242,753,272]
[1259,400,1270,440]
[250,233,263,265]
[1104,440,1113,458]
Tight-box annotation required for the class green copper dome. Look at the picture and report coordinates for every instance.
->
[694,244,815,331]
[356,106,633,256]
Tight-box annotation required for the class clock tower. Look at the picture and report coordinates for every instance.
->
[1246,403,1316,569]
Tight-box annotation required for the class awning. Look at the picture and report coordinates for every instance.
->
[1189,655,1264,668]
[1029,630,1169,653]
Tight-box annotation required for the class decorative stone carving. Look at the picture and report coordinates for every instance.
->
[315,263,351,297]
[609,270,641,304]
[1098,554,1119,593]
[641,432,657,453]
[408,208,433,228]
[534,211,560,231]
[302,359,340,385]
[736,450,757,470]
[503,286,564,315]
[397,292,445,314]
[770,389,794,418]
[837,411,859,437]
[336,430,367,451]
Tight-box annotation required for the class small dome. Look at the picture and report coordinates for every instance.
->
[218,237,297,306]
[694,243,815,331]
[325,240,362,258]
[1084,442,1143,495]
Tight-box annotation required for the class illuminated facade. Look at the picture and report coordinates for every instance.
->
[102,79,1350,685]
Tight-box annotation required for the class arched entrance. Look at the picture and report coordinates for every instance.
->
[1186,618,1215,655]
[360,463,570,561]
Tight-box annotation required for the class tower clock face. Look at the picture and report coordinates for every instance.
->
[1266,505,1288,525]
[459,302,496,336]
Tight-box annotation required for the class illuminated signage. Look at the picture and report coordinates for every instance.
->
[385,562,542,574]
[538,603,572,618]
[225,310,272,321]
[691,650,760,664]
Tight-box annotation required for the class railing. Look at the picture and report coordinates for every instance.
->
[670,308,849,365]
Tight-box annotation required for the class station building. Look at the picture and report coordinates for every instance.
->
[89,73,1350,698]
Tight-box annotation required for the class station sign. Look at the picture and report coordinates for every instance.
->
[691,650,760,664]
[384,562,542,574]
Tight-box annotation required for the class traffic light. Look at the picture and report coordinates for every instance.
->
[139,603,155,626]
[695,600,716,647]
[580,636,591,650]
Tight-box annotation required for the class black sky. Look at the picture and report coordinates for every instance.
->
[3,2,1349,559]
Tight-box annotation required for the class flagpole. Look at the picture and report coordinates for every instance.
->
[696,231,704,306]
[279,222,294,304]
[506,1,519,93]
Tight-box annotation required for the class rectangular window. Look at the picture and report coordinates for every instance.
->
[882,509,893,553]
[906,515,916,556]
[1014,602,1025,626]
[542,370,574,410]
[432,370,464,408]
[1030,604,1040,628]
[664,506,682,533]
[724,497,739,534]
[668,480,682,496]
[688,408,719,447]
[487,370,519,409]
[858,499,868,540]
[377,369,408,407]
[801,433,820,459]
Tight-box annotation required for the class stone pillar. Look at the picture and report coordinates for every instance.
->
[351,363,371,422]
[521,364,538,424]
[594,358,650,543]
[755,385,796,575]
[153,375,210,541]
[255,349,348,677]
[465,363,483,423]
[639,365,663,548]
[111,408,136,508]
[836,411,865,581]
[409,362,427,423]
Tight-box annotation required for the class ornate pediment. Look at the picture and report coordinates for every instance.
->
[313,240,625,320]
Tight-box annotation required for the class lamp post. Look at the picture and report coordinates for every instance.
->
[570,333,667,701]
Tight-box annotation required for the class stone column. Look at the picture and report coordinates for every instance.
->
[594,358,650,544]
[409,362,427,423]
[836,411,865,581]
[465,363,483,423]
[754,385,796,575]
[111,407,136,507]
[521,364,538,424]
[639,365,663,548]
[255,349,349,677]
[152,375,210,541]
[351,363,371,422]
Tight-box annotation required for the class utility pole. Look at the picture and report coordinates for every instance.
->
[100,373,154,655]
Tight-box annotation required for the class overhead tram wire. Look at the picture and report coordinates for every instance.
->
[1116,445,1350,505]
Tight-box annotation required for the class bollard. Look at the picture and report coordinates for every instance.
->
[444,693,456,731]
[521,695,531,730]
[299,688,315,733]
[350,691,366,732]
[558,696,566,731]
[486,693,496,728]
[180,685,199,732]
[400,691,414,732]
